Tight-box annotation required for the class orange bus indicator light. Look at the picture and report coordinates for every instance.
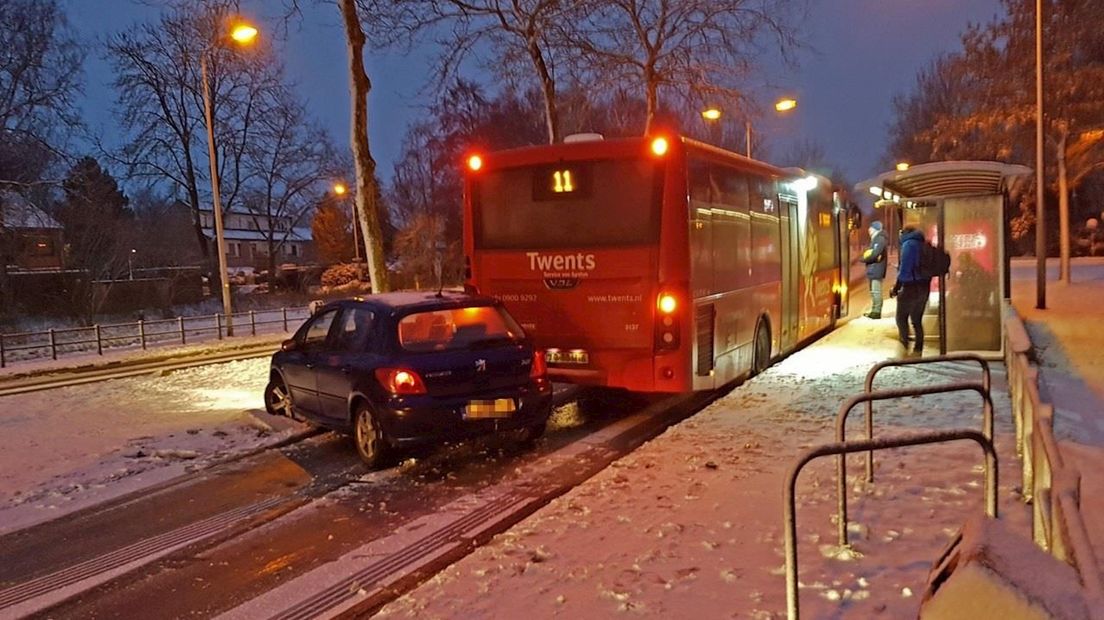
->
[467,154,483,171]
[650,137,669,157]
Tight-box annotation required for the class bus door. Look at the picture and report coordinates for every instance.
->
[835,202,852,318]
[779,195,801,351]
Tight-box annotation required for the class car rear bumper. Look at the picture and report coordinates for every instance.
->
[376,383,554,445]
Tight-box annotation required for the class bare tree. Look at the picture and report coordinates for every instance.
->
[242,86,339,275]
[0,0,83,188]
[106,0,280,262]
[370,0,585,144]
[570,0,805,133]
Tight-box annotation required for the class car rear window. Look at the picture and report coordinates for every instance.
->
[397,306,524,352]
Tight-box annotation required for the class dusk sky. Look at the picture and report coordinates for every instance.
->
[70,0,1006,189]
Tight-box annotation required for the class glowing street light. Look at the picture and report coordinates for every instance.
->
[201,17,259,336]
[896,162,910,171]
[774,98,798,112]
[701,108,722,121]
[333,182,348,196]
[230,24,258,44]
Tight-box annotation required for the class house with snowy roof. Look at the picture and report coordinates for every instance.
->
[0,190,65,271]
[197,203,314,271]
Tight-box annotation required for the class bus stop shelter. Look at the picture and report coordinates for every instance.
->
[855,161,1032,356]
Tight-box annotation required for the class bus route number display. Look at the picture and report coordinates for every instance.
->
[532,164,591,201]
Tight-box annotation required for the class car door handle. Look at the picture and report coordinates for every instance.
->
[341,367,352,375]
[305,363,314,369]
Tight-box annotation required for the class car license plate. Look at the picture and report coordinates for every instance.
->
[545,349,589,365]
[465,399,516,419]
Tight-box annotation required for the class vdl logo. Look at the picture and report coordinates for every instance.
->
[475,359,487,373]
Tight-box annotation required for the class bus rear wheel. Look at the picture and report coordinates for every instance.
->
[752,322,771,376]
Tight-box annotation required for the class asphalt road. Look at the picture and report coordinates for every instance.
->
[0,386,718,619]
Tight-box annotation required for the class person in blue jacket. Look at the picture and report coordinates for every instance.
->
[861,221,888,318]
[890,226,931,356]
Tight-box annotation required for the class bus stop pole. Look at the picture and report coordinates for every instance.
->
[939,200,947,355]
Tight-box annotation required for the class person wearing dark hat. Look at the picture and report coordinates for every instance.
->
[860,220,888,319]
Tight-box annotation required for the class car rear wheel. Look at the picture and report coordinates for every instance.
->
[513,421,547,447]
[353,403,389,469]
[264,377,293,418]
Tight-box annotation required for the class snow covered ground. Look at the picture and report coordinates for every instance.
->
[374,309,1034,619]
[0,356,310,534]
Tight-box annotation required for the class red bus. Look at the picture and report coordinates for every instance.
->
[462,134,850,392]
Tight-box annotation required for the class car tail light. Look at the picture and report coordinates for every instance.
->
[530,349,547,379]
[655,291,680,351]
[530,349,550,391]
[375,368,427,395]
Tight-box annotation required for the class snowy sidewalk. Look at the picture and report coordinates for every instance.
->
[374,313,1029,618]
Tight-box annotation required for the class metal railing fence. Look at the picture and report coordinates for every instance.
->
[833,379,995,547]
[1004,310,1104,615]
[0,306,310,368]
[783,430,998,620]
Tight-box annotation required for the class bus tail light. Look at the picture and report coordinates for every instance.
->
[375,368,427,395]
[649,136,669,157]
[466,154,483,171]
[657,293,678,315]
[655,291,680,351]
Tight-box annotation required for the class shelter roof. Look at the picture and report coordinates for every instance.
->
[855,161,1032,201]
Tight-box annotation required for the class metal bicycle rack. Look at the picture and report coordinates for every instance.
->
[861,354,992,482]
[835,382,995,547]
[783,430,998,620]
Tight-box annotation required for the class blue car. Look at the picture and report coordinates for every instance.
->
[264,292,554,467]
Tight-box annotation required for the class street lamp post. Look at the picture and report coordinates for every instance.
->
[128,248,136,280]
[1035,0,1047,309]
[200,21,258,337]
[701,98,797,159]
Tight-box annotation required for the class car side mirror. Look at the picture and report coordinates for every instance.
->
[281,338,298,352]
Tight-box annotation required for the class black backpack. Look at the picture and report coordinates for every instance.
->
[917,241,951,279]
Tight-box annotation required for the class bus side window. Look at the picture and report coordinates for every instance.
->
[749,178,781,286]
[688,158,715,297]
[713,169,750,292]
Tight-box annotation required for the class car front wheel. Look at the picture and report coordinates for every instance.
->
[264,377,293,418]
[353,403,389,469]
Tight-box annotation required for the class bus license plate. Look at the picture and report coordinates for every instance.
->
[545,350,589,365]
[465,399,516,419]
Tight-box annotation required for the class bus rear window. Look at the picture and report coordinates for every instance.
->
[474,158,662,249]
